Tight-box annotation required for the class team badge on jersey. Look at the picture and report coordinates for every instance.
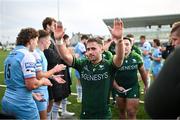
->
[132,59,137,63]
[99,65,104,70]
[25,62,35,69]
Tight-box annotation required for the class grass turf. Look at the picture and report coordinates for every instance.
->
[0,50,150,119]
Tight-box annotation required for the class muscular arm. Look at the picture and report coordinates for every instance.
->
[53,23,74,66]
[36,64,66,79]
[143,50,150,56]
[108,18,125,67]
[25,77,52,90]
[113,80,125,91]
[56,42,74,66]
[113,40,124,67]
[151,56,162,62]
[139,64,148,90]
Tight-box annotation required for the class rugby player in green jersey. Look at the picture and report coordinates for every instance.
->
[54,18,125,119]
[113,37,148,119]
[126,34,142,56]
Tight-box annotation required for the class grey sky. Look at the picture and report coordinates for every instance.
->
[0,0,180,43]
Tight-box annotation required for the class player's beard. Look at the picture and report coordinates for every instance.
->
[88,54,97,62]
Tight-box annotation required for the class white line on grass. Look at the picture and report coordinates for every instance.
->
[0,84,6,87]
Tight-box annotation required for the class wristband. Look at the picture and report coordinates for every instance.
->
[56,39,63,45]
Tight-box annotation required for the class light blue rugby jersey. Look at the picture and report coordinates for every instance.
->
[141,41,152,59]
[36,48,47,72]
[32,48,48,91]
[74,42,86,58]
[4,45,36,100]
[152,47,162,66]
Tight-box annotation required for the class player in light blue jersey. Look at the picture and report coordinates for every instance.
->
[33,30,66,120]
[150,39,162,80]
[74,35,88,103]
[1,28,52,119]
[140,35,152,87]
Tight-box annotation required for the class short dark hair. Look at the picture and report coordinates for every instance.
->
[140,35,146,40]
[87,38,103,45]
[153,39,161,46]
[126,34,134,38]
[16,28,39,46]
[42,17,56,30]
[38,30,49,39]
[63,34,69,40]
[123,37,132,43]
[81,35,88,40]
[171,21,180,37]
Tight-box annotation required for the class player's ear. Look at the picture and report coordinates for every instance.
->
[99,44,103,52]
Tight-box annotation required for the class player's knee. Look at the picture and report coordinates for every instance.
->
[127,108,137,118]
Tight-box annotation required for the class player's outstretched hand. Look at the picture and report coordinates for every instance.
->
[53,75,66,84]
[32,93,46,102]
[108,18,124,40]
[54,21,65,40]
[53,64,66,73]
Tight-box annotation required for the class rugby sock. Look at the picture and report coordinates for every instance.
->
[145,47,180,119]
[52,102,60,120]
[76,84,82,101]
[61,98,67,112]
[147,76,151,88]
[47,111,52,120]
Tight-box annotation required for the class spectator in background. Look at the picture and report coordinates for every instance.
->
[161,39,174,59]
[140,35,152,87]
[150,39,162,80]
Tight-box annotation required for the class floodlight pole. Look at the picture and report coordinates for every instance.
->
[57,0,60,21]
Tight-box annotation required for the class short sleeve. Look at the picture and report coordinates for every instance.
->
[72,57,86,72]
[135,53,143,68]
[33,50,42,72]
[156,50,162,58]
[21,53,36,79]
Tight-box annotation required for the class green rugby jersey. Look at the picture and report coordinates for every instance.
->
[72,57,118,118]
[115,51,143,88]
[102,51,113,60]
[132,45,142,56]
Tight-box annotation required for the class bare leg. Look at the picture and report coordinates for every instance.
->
[47,99,54,119]
[47,99,54,113]
[126,98,139,119]
[40,110,47,120]
[116,97,126,119]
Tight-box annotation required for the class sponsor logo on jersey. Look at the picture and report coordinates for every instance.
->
[98,65,104,70]
[81,72,108,81]
[132,59,137,63]
[83,65,90,72]
[119,65,138,71]
[25,62,35,69]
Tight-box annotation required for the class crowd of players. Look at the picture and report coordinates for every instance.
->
[1,17,180,119]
